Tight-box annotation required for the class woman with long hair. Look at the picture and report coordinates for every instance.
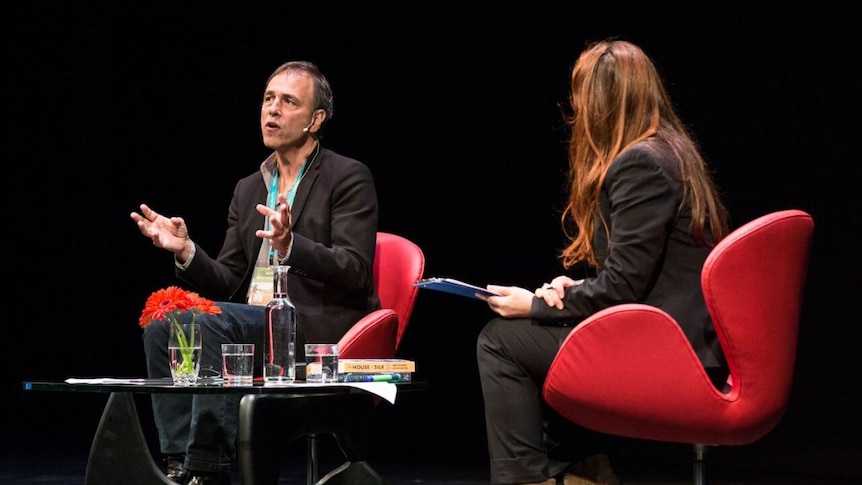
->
[477,39,729,485]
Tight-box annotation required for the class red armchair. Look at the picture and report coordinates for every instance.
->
[238,231,426,485]
[542,209,814,485]
[336,231,426,359]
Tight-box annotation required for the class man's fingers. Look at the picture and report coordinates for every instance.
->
[143,205,165,223]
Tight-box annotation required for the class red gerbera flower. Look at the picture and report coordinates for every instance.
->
[137,286,221,384]
[138,286,221,329]
[187,292,223,317]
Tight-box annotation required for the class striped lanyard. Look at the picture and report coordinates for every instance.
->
[267,161,307,261]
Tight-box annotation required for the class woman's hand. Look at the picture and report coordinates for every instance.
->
[483,285,536,318]
[534,276,583,309]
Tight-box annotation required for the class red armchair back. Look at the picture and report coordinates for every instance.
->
[337,232,425,359]
[542,210,814,481]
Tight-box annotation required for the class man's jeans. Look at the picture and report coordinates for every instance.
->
[143,302,265,474]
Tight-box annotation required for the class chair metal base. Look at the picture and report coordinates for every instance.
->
[693,443,710,485]
[316,460,385,485]
[238,392,383,485]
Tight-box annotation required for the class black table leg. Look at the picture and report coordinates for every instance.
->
[84,392,173,485]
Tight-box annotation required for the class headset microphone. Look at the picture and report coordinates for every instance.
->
[302,117,315,133]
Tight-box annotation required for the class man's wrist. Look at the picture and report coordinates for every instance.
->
[276,234,293,265]
[175,240,195,271]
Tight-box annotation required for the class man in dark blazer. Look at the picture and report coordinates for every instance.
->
[131,61,379,485]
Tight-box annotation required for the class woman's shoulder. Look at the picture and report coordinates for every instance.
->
[623,137,673,159]
[611,138,678,173]
[606,138,683,192]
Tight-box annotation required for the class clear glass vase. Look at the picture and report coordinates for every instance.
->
[168,322,202,386]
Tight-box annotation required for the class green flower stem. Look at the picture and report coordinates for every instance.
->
[171,318,197,375]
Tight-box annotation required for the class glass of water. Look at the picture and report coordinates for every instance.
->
[304,343,339,383]
[221,343,254,386]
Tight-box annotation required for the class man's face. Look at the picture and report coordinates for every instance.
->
[260,71,316,150]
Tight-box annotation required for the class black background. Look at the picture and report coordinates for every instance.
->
[5,1,860,480]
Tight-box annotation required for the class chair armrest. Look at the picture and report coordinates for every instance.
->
[337,309,399,359]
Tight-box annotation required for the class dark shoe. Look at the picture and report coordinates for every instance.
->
[564,454,620,485]
[166,455,189,484]
[186,472,232,485]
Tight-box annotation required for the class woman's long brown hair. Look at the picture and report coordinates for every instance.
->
[560,40,728,268]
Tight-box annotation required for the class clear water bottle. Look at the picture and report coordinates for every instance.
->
[263,265,296,384]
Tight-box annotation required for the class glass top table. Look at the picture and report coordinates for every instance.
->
[24,377,413,400]
[23,378,426,485]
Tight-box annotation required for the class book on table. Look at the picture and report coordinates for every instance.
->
[337,372,412,383]
[336,359,415,383]
[338,358,415,373]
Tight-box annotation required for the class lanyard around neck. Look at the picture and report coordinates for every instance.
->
[266,160,308,263]
[267,160,308,212]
